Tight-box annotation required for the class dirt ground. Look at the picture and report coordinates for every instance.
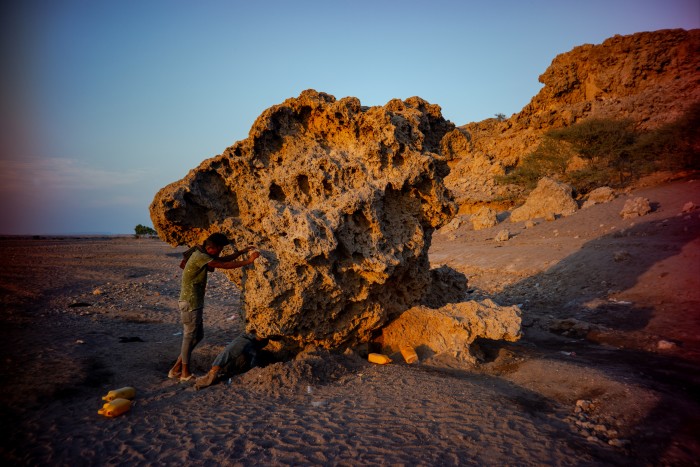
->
[0,174,698,466]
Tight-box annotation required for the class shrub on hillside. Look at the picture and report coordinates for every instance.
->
[633,102,700,172]
[498,104,700,194]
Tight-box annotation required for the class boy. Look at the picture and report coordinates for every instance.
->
[194,332,270,390]
[168,233,260,382]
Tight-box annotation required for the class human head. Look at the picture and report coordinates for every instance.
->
[203,233,230,256]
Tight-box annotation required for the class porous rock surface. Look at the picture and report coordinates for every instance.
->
[380,300,522,364]
[151,90,459,349]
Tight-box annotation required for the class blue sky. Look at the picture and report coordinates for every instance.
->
[1,0,698,235]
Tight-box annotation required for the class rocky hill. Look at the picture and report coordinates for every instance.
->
[445,28,700,211]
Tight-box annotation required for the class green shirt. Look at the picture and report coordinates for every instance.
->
[179,248,214,309]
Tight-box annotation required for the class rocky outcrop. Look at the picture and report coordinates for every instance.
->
[380,300,522,364]
[444,29,700,210]
[510,177,578,222]
[150,90,458,349]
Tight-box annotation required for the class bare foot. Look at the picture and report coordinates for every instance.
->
[194,370,219,390]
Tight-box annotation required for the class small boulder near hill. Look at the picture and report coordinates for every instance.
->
[510,177,579,223]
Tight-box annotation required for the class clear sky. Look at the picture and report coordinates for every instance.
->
[1,0,698,235]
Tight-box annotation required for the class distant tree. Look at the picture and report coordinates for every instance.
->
[134,224,157,237]
[495,113,506,122]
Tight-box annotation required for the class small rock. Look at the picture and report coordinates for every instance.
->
[657,339,677,350]
[441,217,463,233]
[471,207,499,230]
[576,399,593,411]
[583,187,616,208]
[620,197,652,219]
[681,201,697,213]
[550,319,595,338]
[608,438,629,448]
[494,229,510,242]
[613,250,631,262]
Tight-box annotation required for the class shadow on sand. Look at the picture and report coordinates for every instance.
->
[473,209,700,464]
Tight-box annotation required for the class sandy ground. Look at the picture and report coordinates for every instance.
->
[0,175,699,466]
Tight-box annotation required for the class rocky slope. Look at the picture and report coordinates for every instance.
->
[445,28,700,210]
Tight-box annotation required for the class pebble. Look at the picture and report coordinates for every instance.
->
[608,438,629,448]
[657,340,677,350]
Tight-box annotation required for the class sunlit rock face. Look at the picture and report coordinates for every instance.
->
[445,29,700,211]
[151,90,457,349]
[381,299,522,364]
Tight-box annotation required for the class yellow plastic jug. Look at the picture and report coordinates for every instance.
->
[98,398,132,417]
[400,345,419,364]
[102,387,136,401]
[368,353,392,364]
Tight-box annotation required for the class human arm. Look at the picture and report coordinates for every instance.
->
[208,250,260,270]
[216,245,256,262]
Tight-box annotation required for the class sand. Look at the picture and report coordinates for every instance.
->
[1,175,698,466]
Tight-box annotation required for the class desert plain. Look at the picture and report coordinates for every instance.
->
[0,174,698,466]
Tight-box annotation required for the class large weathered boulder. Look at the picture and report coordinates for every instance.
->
[510,177,578,222]
[150,90,458,349]
[380,299,522,364]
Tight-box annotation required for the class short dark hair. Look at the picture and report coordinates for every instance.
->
[203,233,230,248]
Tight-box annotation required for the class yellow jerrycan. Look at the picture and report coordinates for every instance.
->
[102,387,136,402]
[98,398,132,417]
[399,345,419,364]
[368,353,392,364]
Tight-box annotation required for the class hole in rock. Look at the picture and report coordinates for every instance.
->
[297,175,311,197]
[269,183,286,202]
